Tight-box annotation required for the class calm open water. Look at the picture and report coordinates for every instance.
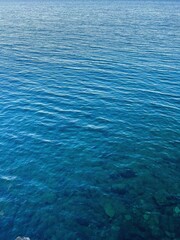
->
[0,0,180,239]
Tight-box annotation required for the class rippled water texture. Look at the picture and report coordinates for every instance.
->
[0,0,180,239]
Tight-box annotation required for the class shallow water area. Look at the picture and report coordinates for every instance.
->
[0,0,180,239]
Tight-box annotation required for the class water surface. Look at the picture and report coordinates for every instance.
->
[0,0,180,239]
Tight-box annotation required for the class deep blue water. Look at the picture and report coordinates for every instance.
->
[0,0,180,239]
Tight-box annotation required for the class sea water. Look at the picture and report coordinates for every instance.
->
[0,0,180,239]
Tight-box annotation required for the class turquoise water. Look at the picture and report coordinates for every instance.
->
[0,0,180,239]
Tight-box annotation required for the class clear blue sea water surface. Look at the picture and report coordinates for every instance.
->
[0,0,180,239]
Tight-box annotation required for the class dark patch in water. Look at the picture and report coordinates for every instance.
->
[111,186,128,195]
[75,217,91,227]
[120,169,137,179]
[110,169,137,180]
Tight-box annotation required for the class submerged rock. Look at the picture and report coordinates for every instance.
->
[111,183,128,195]
[154,192,180,207]
[153,191,167,206]
[143,213,151,221]
[124,214,132,221]
[174,206,180,215]
[104,201,115,218]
